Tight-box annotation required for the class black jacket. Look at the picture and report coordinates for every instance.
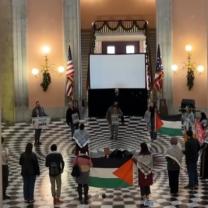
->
[184,138,200,164]
[66,107,80,125]
[32,106,47,117]
[19,152,40,176]
[45,152,65,175]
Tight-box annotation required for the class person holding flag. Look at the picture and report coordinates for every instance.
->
[148,44,164,140]
[149,103,162,140]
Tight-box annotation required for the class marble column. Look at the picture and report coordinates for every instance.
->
[64,0,82,103]
[156,0,174,113]
[12,0,30,121]
[0,0,15,122]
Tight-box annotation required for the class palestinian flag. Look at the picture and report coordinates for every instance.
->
[159,115,183,136]
[89,157,133,188]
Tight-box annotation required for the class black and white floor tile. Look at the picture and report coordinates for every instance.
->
[2,116,208,208]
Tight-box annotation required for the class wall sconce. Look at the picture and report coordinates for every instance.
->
[171,64,178,72]
[172,44,204,90]
[32,45,65,91]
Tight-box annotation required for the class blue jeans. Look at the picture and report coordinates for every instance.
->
[187,162,198,187]
[23,175,36,201]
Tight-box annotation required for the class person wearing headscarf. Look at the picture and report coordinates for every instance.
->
[132,143,153,204]
[73,123,89,155]
[166,138,183,194]
[200,129,208,179]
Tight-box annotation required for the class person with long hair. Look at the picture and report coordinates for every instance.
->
[72,148,92,204]
[132,143,153,206]
[19,143,40,203]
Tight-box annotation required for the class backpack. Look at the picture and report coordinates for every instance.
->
[49,162,60,176]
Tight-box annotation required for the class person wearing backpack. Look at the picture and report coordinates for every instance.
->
[45,144,65,205]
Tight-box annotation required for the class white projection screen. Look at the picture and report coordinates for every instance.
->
[90,54,146,89]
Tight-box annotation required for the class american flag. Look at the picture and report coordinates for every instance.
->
[66,45,75,97]
[154,44,164,91]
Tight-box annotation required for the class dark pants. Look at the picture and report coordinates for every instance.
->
[2,165,9,196]
[140,186,150,197]
[23,175,36,201]
[150,131,157,140]
[187,162,198,187]
[70,123,79,137]
[35,129,42,143]
[77,184,89,203]
[168,170,180,193]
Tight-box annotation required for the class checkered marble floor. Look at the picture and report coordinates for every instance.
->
[2,116,208,208]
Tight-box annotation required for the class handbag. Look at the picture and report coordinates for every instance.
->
[71,157,81,177]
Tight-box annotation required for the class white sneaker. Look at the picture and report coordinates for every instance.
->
[144,200,154,207]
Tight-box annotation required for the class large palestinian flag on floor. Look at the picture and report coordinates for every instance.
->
[89,157,133,188]
[159,115,183,136]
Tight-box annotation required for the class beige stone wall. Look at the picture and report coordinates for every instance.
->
[27,0,65,109]
[80,0,156,29]
[172,0,208,110]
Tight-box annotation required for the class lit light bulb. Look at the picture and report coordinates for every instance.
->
[171,64,178,72]
[41,45,51,55]
[197,65,204,73]
[185,44,192,52]
[32,68,39,76]
[57,66,65,73]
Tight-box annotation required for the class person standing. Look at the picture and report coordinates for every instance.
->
[2,137,10,200]
[132,143,153,205]
[199,112,207,129]
[106,101,124,140]
[149,103,158,140]
[166,138,183,194]
[66,100,80,137]
[45,144,65,205]
[72,148,92,204]
[19,143,40,203]
[73,123,89,155]
[184,130,200,189]
[200,131,208,179]
[32,100,47,145]
[182,106,195,133]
